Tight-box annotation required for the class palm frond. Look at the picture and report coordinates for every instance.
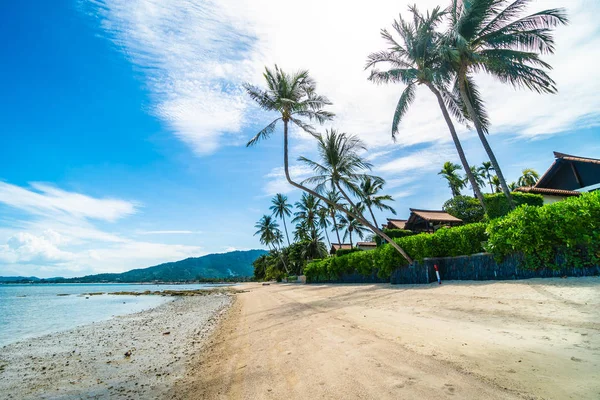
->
[246,118,280,147]
[392,83,416,138]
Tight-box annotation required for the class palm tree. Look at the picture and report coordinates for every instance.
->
[254,215,289,273]
[366,5,487,211]
[478,161,495,193]
[245,67,412,264]
[299,130,413,263]
[317,206,332,248]
[446,0,568,208]
[439,161,466,197]
[269,193,292,246]
[508,181,519,191]
[467,165,486,197]
[491,175,502,193]
[338,207,370,248]
[301,230,328,261]
[292,193,320,237]
[518,168,540,187]
[326,190,345,246]
[357,177,396,228]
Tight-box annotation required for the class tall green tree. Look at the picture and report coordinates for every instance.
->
[366,5,487,211]
[439,161,466,197]
[317,206,332,248]
[292,193,320,237]
[254,215,289,273]
[299,130,413,263]
[446,0,568,208]
[326,190,345,245]
[467,165,486,197]
[491,175,502,193]
[337,207,370,248]
[269,193,292,246]
[518,168,540,187]
[245,67,412,263]
[357,177,396,228]
[478,161,495,193]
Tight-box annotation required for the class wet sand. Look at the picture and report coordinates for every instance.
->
[176,278,600,400]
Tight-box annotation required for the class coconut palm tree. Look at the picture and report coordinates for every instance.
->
[491,175,502,193]
[338,208,371,248]
[299,130,413,263]
[445,0,568,208]
[245,68,412,264]
[357,177,396,228]
[478,161,495,193]
[326,190,345,246]
[508,181,519,191]
[439,161,466,197]
[254,215,289,273]
[366,5,487,211]
[317,206,332,248]
[467,165,486,197]
[518,168,540,187]
[301,230,328,261]
[292,193,320,238]
[269,193,292,246]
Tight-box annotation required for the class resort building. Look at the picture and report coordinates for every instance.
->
[404,209,463,233]
[356,242,377,251]
[384,219,408,230]
[515,152,600,204]
[329,243,352,255]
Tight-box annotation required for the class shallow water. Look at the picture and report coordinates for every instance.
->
[0,283,225,346]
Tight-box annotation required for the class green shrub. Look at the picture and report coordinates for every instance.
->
[374,229,415,245]
[484,192,543,219]
[335,248,363,257]
[443,195,485,223]
[486,191,600,269]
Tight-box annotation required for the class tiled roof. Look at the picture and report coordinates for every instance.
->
[553,152,600,165]
[409,209,462,223]
[330,243,352,250]
[514,186,581,197]
[356,242,377,247]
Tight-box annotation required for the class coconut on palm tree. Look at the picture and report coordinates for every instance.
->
[299,129,413,263]
[357,177,396,227]
[439,161,466,197]
[366,5,487,211]
[445,0,568,208]
[269,193,292,246]
[478,161,495,193]
[518,168,540,187]
[245,67,412,263]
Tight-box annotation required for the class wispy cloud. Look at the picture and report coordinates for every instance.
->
[137,230,202,235]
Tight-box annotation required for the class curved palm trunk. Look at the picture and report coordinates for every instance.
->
[282,214,291,246]
[282,120,414,265]
[367,204,379,228]
[425,82,486,211]
[457,76,515,209]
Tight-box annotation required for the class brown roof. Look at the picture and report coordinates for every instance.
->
[514,186,581,197]
[386,219,407,229]
[330,243,352,251]
[356,242,377,247]
[409,209,462,223]
[553,152,600,165]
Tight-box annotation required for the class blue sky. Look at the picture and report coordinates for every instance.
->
[0,0,599,277]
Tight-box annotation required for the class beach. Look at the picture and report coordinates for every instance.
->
[1,278,599,399]
[177,278,600,400]
[0,293,231,400]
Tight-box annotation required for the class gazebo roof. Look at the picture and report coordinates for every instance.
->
[386,219,407,229]
[408,209,462,223]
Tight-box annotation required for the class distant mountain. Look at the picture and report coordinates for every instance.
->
[0,276,41,283]
[56,249,267,283]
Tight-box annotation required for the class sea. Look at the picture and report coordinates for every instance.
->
[0,283,226,347]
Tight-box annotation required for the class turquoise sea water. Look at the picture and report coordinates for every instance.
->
[0,283,224,347]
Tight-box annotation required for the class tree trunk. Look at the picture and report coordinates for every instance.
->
[282,120,413,264]
[348,228,353,248]
[367,204,379,228]
[425,82,486,211]
[323,226,331,248]
[331,213,342,246]
[270,244,289,274]
[282,214,291,247]
[488,177,494,194]
[457,75,515,209]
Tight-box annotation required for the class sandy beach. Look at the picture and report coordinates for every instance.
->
[0,293,231,400]
[176,278,600,400]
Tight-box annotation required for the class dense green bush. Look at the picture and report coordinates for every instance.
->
[486,191,600,269]
[374,229,415,245]
[443,195,486,223]
[484,192,543,219]
[306,223,487,281]
[335,248,363,257]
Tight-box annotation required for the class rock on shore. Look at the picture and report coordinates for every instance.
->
[0,294,232,399]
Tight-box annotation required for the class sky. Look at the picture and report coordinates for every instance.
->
[0,0,599,278]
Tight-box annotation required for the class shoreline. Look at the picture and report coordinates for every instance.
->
[0,292,232,399]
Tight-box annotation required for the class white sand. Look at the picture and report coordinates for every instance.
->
[0,294,231,400]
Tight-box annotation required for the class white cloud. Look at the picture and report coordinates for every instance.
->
[378,146,455,174]
[137,230,202,235]
[0,182,138,222]
[85,0,599,156]
[0,231,76,265]
[263,165,314,196]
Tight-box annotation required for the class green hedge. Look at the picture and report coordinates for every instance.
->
[305,223,487,282]
[484,192,543,219]
[335,248,363,257]
[374,229,415,246]
[486,191,600,269]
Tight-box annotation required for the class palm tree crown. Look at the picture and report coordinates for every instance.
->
[478,161,495,193]
[439,161,466,197]
[270,193,292,246]
[518,168,540,187]
[254,215,281,249]
[358,177,396,228]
